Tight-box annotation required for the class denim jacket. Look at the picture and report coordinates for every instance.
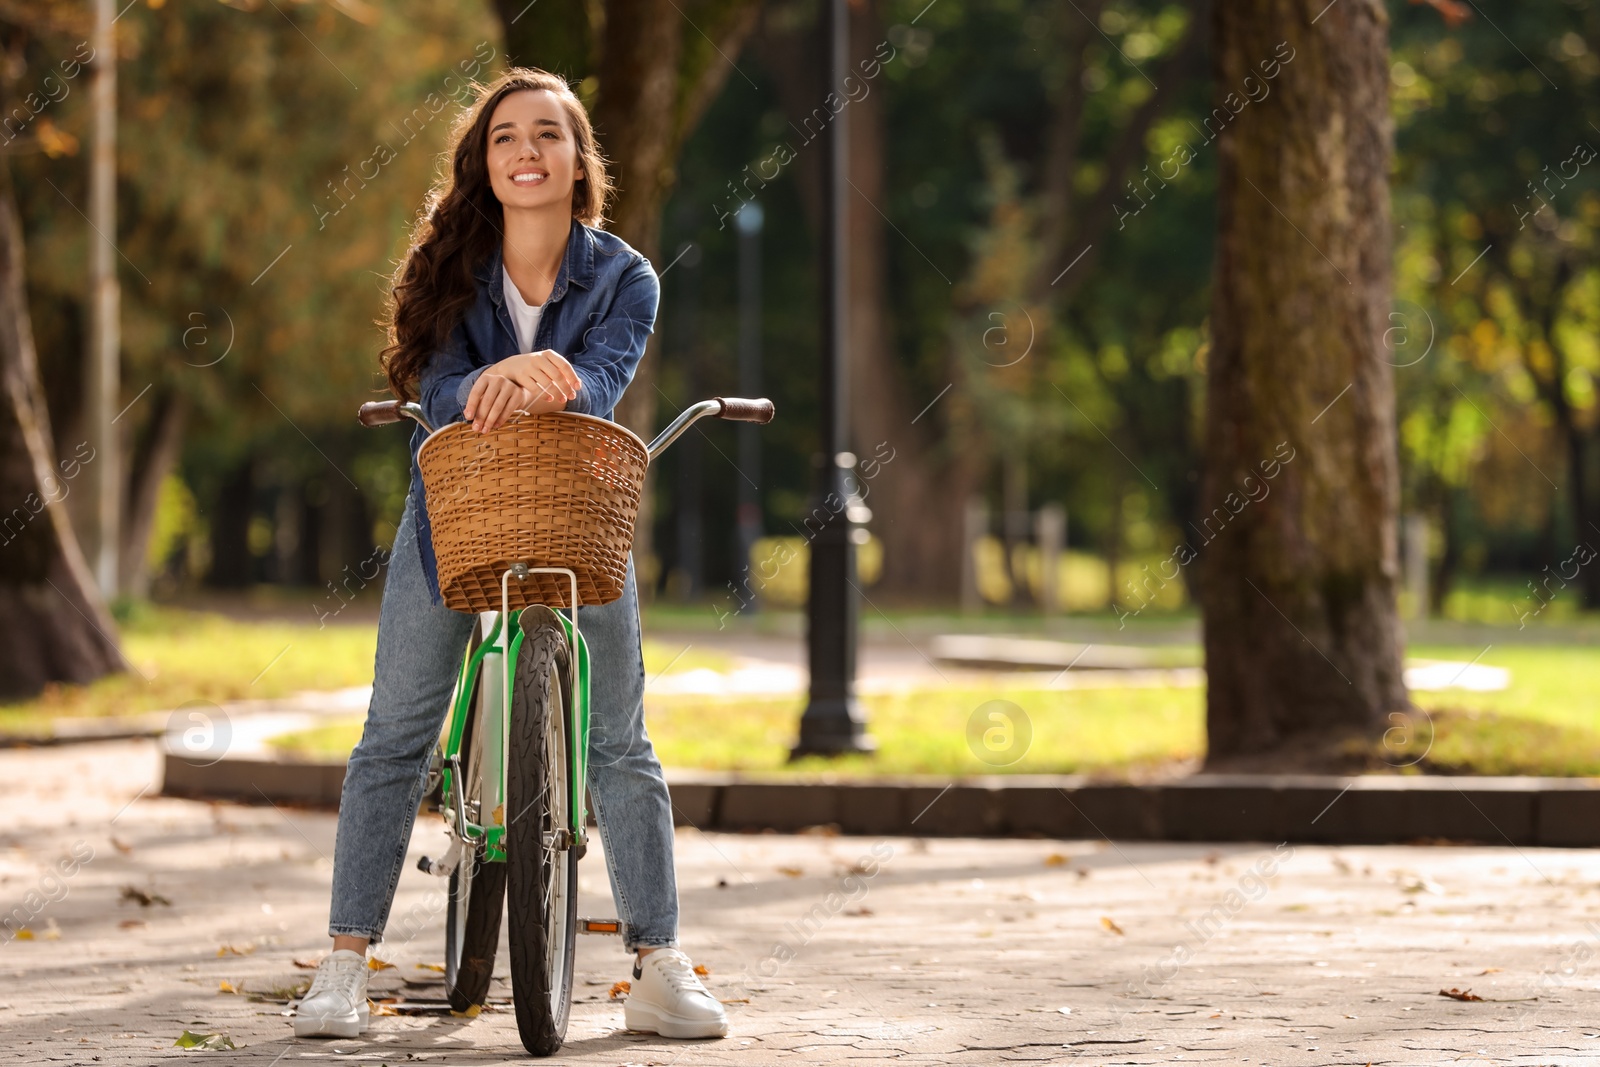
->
[408,216,660,606]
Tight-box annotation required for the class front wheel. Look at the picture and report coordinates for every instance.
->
[506,607,579,1057]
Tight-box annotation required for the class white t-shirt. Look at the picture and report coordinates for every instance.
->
[502,263,545,354]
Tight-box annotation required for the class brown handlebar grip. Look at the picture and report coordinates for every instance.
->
[715,397,775,424]
[358,400,403,427]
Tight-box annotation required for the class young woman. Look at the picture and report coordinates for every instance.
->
[293,68,726,1042]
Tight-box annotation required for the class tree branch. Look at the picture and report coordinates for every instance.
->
[1029,9,1205,309]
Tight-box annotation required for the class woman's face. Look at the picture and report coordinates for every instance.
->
[484,89,584,212]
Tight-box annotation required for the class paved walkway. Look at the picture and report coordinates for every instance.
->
[3,739,1598,1065]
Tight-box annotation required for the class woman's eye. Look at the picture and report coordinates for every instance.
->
[540,131,556,139]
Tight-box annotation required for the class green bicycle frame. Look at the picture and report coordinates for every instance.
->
[438,605,591,862]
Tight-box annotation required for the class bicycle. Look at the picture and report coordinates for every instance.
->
[356,395,775,1056]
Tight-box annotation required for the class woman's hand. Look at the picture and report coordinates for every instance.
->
[464,351,583,433]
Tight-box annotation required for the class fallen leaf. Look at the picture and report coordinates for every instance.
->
[1399,873,1443,895]
[609,980,631,999]
[110,837,133,855]
[291,957,322,970]
[12,929,32,941]
[776,866,804,878]
[1478,967,1502,976]
[693,964,710,976]
[42,919,60,940]
[216,944,256,957]
[1044,853,1069,867]
[118,919,146,930]
[449,1004,481,1019]
[415,962,446,973]
[368,956,395,971]
[121,886,172,908]
[719,997,750,1004]
[368,998,399,1016]
[1438,987,1483,1002]
[173,1030,236,1050]
[218,980,241,995]
[844,907,874,917]
[1100,916,1125,936]
[262,978,311,1001]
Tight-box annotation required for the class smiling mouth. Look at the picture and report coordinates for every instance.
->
[512,172,549,186]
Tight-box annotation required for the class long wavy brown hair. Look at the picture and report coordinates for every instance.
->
[379,68,614,401]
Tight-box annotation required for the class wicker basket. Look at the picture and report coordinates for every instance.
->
[417,412,648,613]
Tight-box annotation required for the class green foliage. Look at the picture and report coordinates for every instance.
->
[17,0,498,567]
[1389,2,1600,589]
[11,0,1600,604]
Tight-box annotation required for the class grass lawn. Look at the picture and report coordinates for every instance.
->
[647,684,1204,778]
[264,642,1600,778]
[1405,644,1600,776]
[0,605,379,736]
[0,604,724,738]
[267,681,1206,777]
[11,604,1600,778]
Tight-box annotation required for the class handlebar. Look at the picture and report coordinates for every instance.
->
[643,397,774,460]
[356,395,774,463]
[358,400,434,433]
[714,397,775,424]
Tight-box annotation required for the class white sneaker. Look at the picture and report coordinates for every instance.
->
[624,948,728,1039]
[293,949,370,1038]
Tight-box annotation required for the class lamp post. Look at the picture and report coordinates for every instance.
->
[87,0,120,598]
[791,0,874,759]
[734,202,764,605]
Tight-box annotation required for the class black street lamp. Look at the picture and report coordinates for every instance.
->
[792,0,874,759]
[734,202,764,602]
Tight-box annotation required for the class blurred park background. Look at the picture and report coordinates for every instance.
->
[5,0,1600,778]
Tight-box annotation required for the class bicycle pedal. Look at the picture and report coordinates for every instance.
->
[577,918,622,936]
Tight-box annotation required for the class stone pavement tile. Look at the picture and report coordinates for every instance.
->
[5,741,1600,1064]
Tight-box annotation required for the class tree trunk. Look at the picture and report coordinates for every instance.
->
[591,0,683,467]
[206,460,255,589]
[1562,426,1600,608]
[1428,486,1458,617]
[119,389,187,598]
[0,161,126,700]
[492,0,595,83]
[1200,0,1408,761]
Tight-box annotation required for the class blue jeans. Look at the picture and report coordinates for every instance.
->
[327,493,679,952]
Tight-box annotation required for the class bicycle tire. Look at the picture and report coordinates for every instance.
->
[444,623,508,1012]
[506,607,579,1057]
[444,843,505,1011]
